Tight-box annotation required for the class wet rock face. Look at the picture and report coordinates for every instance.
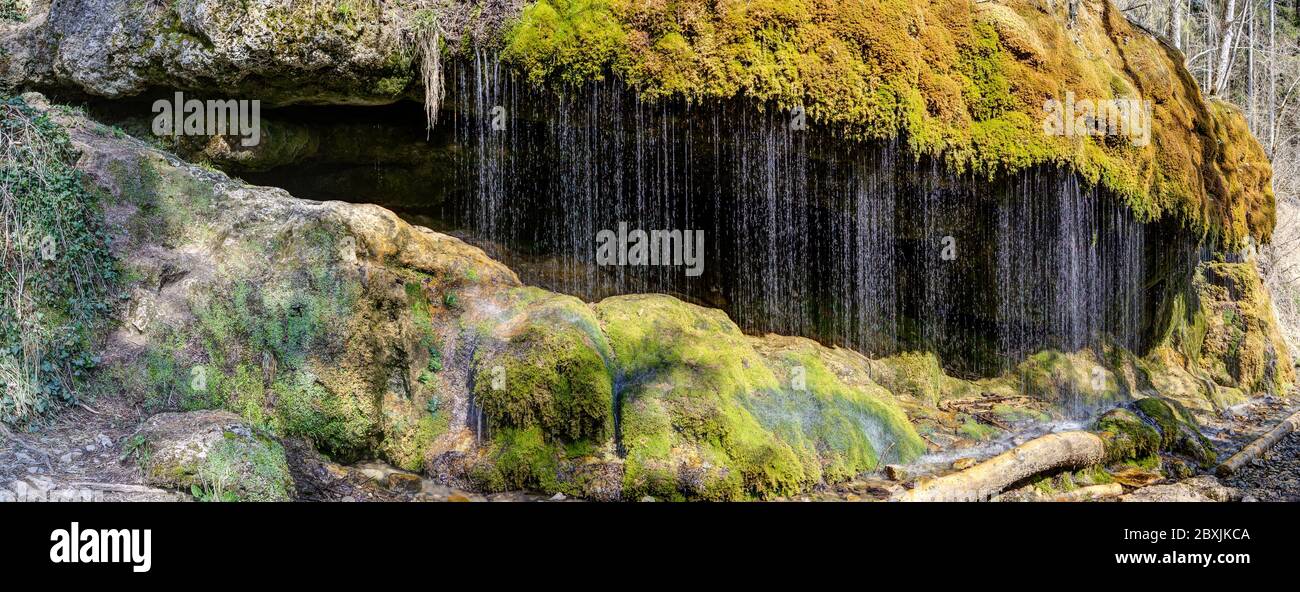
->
[129,410,293,501]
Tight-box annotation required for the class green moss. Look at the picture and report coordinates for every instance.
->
[504,0,630,85]
[1122,454,1162,471]
[957,418,998,441]
[598,295,798,499]
[957,21,1012,122]
[1133,397,1217,468]
[271,370,377,463]
[473,320,613,443]
[1094,407,1160,464]
[1187,262,1295,396]
[871,352,945,404]
[484,426,564,492]
[466,291,614,494]
[381,409,445,472]
[1013,350,1123,406]
[598,294,923,499]
[194,433,293,502]
[498,0,1273,246]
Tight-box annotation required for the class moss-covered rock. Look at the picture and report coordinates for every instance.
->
[56,97,517,474]
[869,352,950,405]
[1148,261,1294,415]
[1094,407,1161,464]
[1132,397,1217,468]
[129,410,293,501]
[462,289,617,495]
[1010,349,1124,409]
[597,294,924,500]
[472,289,614,443]
[1195,262,1294,395]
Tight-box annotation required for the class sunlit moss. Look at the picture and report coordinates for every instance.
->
[499,0,1274,247]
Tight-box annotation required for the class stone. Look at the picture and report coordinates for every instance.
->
[884,465,909,482]
[384,473,423,494]
[1110,466,1164,488]
[951,457,977,470]
[131,410,293,502]
[1120,476,1240,502]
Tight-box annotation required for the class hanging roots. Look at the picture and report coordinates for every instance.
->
[411,10,445,135]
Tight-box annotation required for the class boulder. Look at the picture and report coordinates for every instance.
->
[129,410,293,501]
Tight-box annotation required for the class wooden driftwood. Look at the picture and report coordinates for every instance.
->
[1051,483,1124,502]
[1216,409,1300,477]
[897,431,1106,502]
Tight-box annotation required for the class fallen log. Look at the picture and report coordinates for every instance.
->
[897,431,1106,502]
[1051,483,1123,502]
[65,482,178,494]
[1215,409,1300,477]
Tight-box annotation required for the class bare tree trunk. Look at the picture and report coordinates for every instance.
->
[897,432,1106,502]
[1250,1,1257,125]
[1215,0,1239,95]
[1172,0,1184,50]
[1270,0,1278,155]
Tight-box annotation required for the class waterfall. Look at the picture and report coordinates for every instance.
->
[444,57,1150,376]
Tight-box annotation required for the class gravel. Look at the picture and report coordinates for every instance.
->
[1223,431,1300,502]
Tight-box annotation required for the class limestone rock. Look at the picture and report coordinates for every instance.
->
[130,410,293,501]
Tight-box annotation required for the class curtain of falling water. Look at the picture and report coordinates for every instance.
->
[446,55,1147,376]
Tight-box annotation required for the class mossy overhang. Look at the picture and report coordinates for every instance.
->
[496,0,1275,249]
